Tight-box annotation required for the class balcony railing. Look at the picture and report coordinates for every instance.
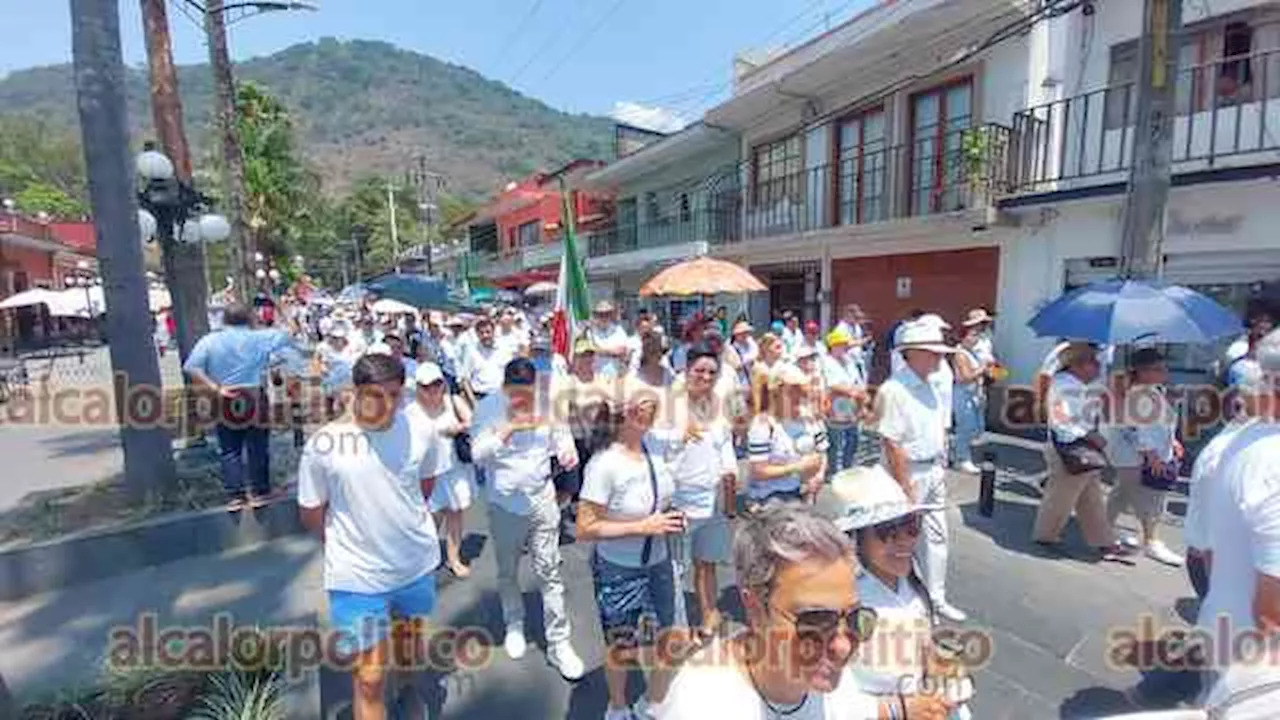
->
[579,123,1011,257]
[1009,48,1280,194]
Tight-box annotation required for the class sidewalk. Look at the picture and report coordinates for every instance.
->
[0,447,1194,718]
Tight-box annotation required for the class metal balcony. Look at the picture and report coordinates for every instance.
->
[1009,48,1280,195]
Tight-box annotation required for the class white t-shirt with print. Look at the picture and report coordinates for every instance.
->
[1198,423,1280,657]
[746,415,829,500]
[296,411,441,594]
[579,442,676,568]
[659,639,880,720]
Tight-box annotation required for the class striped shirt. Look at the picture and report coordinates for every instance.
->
[746,414,829,500]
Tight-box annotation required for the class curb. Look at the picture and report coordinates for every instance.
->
[0,499,305,602]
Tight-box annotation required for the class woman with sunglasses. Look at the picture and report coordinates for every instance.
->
[832,466,971,720]
[659,504,882,719]
[578,394,687,720]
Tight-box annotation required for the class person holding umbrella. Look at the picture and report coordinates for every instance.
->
[873,318,967,622]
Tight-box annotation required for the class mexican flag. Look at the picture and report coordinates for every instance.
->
[551,192,591,359]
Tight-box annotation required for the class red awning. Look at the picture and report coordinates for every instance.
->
[491,268,557,289]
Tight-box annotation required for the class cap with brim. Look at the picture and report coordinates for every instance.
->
[414,362,444,386]
[794,344,820,360]
[826,328,853,347]
[732,321,753,335]
[831,465,942,532]
[573,336,597,355]
[594,300,615,314]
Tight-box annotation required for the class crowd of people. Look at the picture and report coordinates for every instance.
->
[178,283,1280,719]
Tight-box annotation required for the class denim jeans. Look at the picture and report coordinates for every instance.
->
[826,424,859,477]
[215,422,271,499]
[952,384,985,466]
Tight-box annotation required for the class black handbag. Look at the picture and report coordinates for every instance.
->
[448,395,473,464]
[1140,457,1180,491]
[1053,438,1108,475]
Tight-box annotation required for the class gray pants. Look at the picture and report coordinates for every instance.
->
[488,486,570,644]
[912,464,951,607]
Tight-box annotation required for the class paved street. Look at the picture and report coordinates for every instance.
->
[0,347,185,513]
[0,447,1194,719]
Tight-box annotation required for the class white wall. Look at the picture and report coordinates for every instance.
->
[996,177,1280,383]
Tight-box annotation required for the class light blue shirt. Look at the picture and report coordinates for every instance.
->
[183,326,303,389]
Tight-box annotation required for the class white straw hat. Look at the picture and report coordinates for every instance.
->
[896,319,956,355]
[831,465,941,532]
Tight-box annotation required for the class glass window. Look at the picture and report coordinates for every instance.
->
[836,108,887,225]
[1104,41,1138,130]
[516,220,540,248]
[910,80,972,215]
[751,135,803,207]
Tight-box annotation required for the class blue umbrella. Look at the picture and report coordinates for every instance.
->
[1028,278,1242,345]
[367,274,450,309]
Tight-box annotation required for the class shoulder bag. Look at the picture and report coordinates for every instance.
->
[448,394,473,464]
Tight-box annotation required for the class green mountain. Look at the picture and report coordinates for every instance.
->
[0,38,615,198]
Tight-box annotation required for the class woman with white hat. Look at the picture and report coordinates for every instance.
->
[832,465,972,720]
[746,363,829,507]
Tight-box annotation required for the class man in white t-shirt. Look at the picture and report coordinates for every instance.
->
[873,319,966,623]
[495,305,531,356]
[659,505,882,719]
[471,357,585,680]
[1198,329,1280,691]
[587,300,632,379]
[296,353,441,719]
[461,317,512,405]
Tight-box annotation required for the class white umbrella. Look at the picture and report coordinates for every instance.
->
[525,281,558,297]
[48,287,105,317]
[371,297,418,315]
[0,288,64,310]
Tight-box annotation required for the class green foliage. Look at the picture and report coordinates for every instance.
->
[0,39,614,199]
[0,115,87,219]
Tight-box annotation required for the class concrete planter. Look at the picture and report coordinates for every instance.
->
[0,499,305,601]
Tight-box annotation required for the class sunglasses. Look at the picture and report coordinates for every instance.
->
[772,604,878,645]
[871,514,921,542]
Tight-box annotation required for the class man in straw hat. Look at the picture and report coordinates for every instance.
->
[872,318,968,622]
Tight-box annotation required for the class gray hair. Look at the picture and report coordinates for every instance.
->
[734,504,855,602]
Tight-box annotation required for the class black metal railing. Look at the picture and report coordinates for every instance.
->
[580,123,1011,257]
[1009,48,1280,194]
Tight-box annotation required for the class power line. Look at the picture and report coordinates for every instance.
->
[507,0,589,86]
[495,0,548,66]
[537,0,629,84]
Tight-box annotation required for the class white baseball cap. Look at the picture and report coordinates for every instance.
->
[365,342,393,357]
[414,362,444,386]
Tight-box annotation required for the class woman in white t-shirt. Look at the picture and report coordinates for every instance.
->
[832,466,971,720]
[747,363,829,507]
[578,394,688,720]
[408,362,475,578]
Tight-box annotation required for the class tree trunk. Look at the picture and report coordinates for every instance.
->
[205,0,253,303]
[140,0,210,364]
[71,0,176,498]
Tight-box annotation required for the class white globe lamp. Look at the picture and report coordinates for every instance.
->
[137,209,157,243]
[255,268,267,280]
[198,214,231,243]
[179,218,203,245]
[135,149,175,182]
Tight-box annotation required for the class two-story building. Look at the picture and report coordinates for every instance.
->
[0,211,99,348]
[466,160,614,292]
[996,0,1280,386]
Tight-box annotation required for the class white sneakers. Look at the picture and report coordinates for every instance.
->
[956,461,981,474]
[547,639,585,680]
[602,708,633,720]
[934,601,969,623]
[1145,540,1185,567]
[503,624,527,660]
[503,623,584,680]
[631,697,661,719]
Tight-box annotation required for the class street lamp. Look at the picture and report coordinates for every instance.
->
[134,142,229,283]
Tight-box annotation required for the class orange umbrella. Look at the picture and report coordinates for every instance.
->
[639,256,767,297]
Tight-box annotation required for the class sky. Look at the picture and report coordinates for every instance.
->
[0,0,875,131]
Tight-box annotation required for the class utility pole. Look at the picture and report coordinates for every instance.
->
[70,0,176,497]
[387,182,400,274]
[1118,0,1182,279]
[351,229,364,283]
[408,153,446,277]
[140,0,209,363]
[204,0,253,303]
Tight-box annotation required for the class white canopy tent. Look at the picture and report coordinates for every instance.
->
[0,288,66,311]
[371,298,418,315]
[0,285,172,317]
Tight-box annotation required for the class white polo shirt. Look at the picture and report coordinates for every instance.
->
[463,342,512,396]
[874,366,946,463]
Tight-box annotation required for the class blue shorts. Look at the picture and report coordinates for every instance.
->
[592,553,677,648]
[328,571,437,657]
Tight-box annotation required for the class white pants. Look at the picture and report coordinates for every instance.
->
[487,486,570,644]
[912,464,952,608]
